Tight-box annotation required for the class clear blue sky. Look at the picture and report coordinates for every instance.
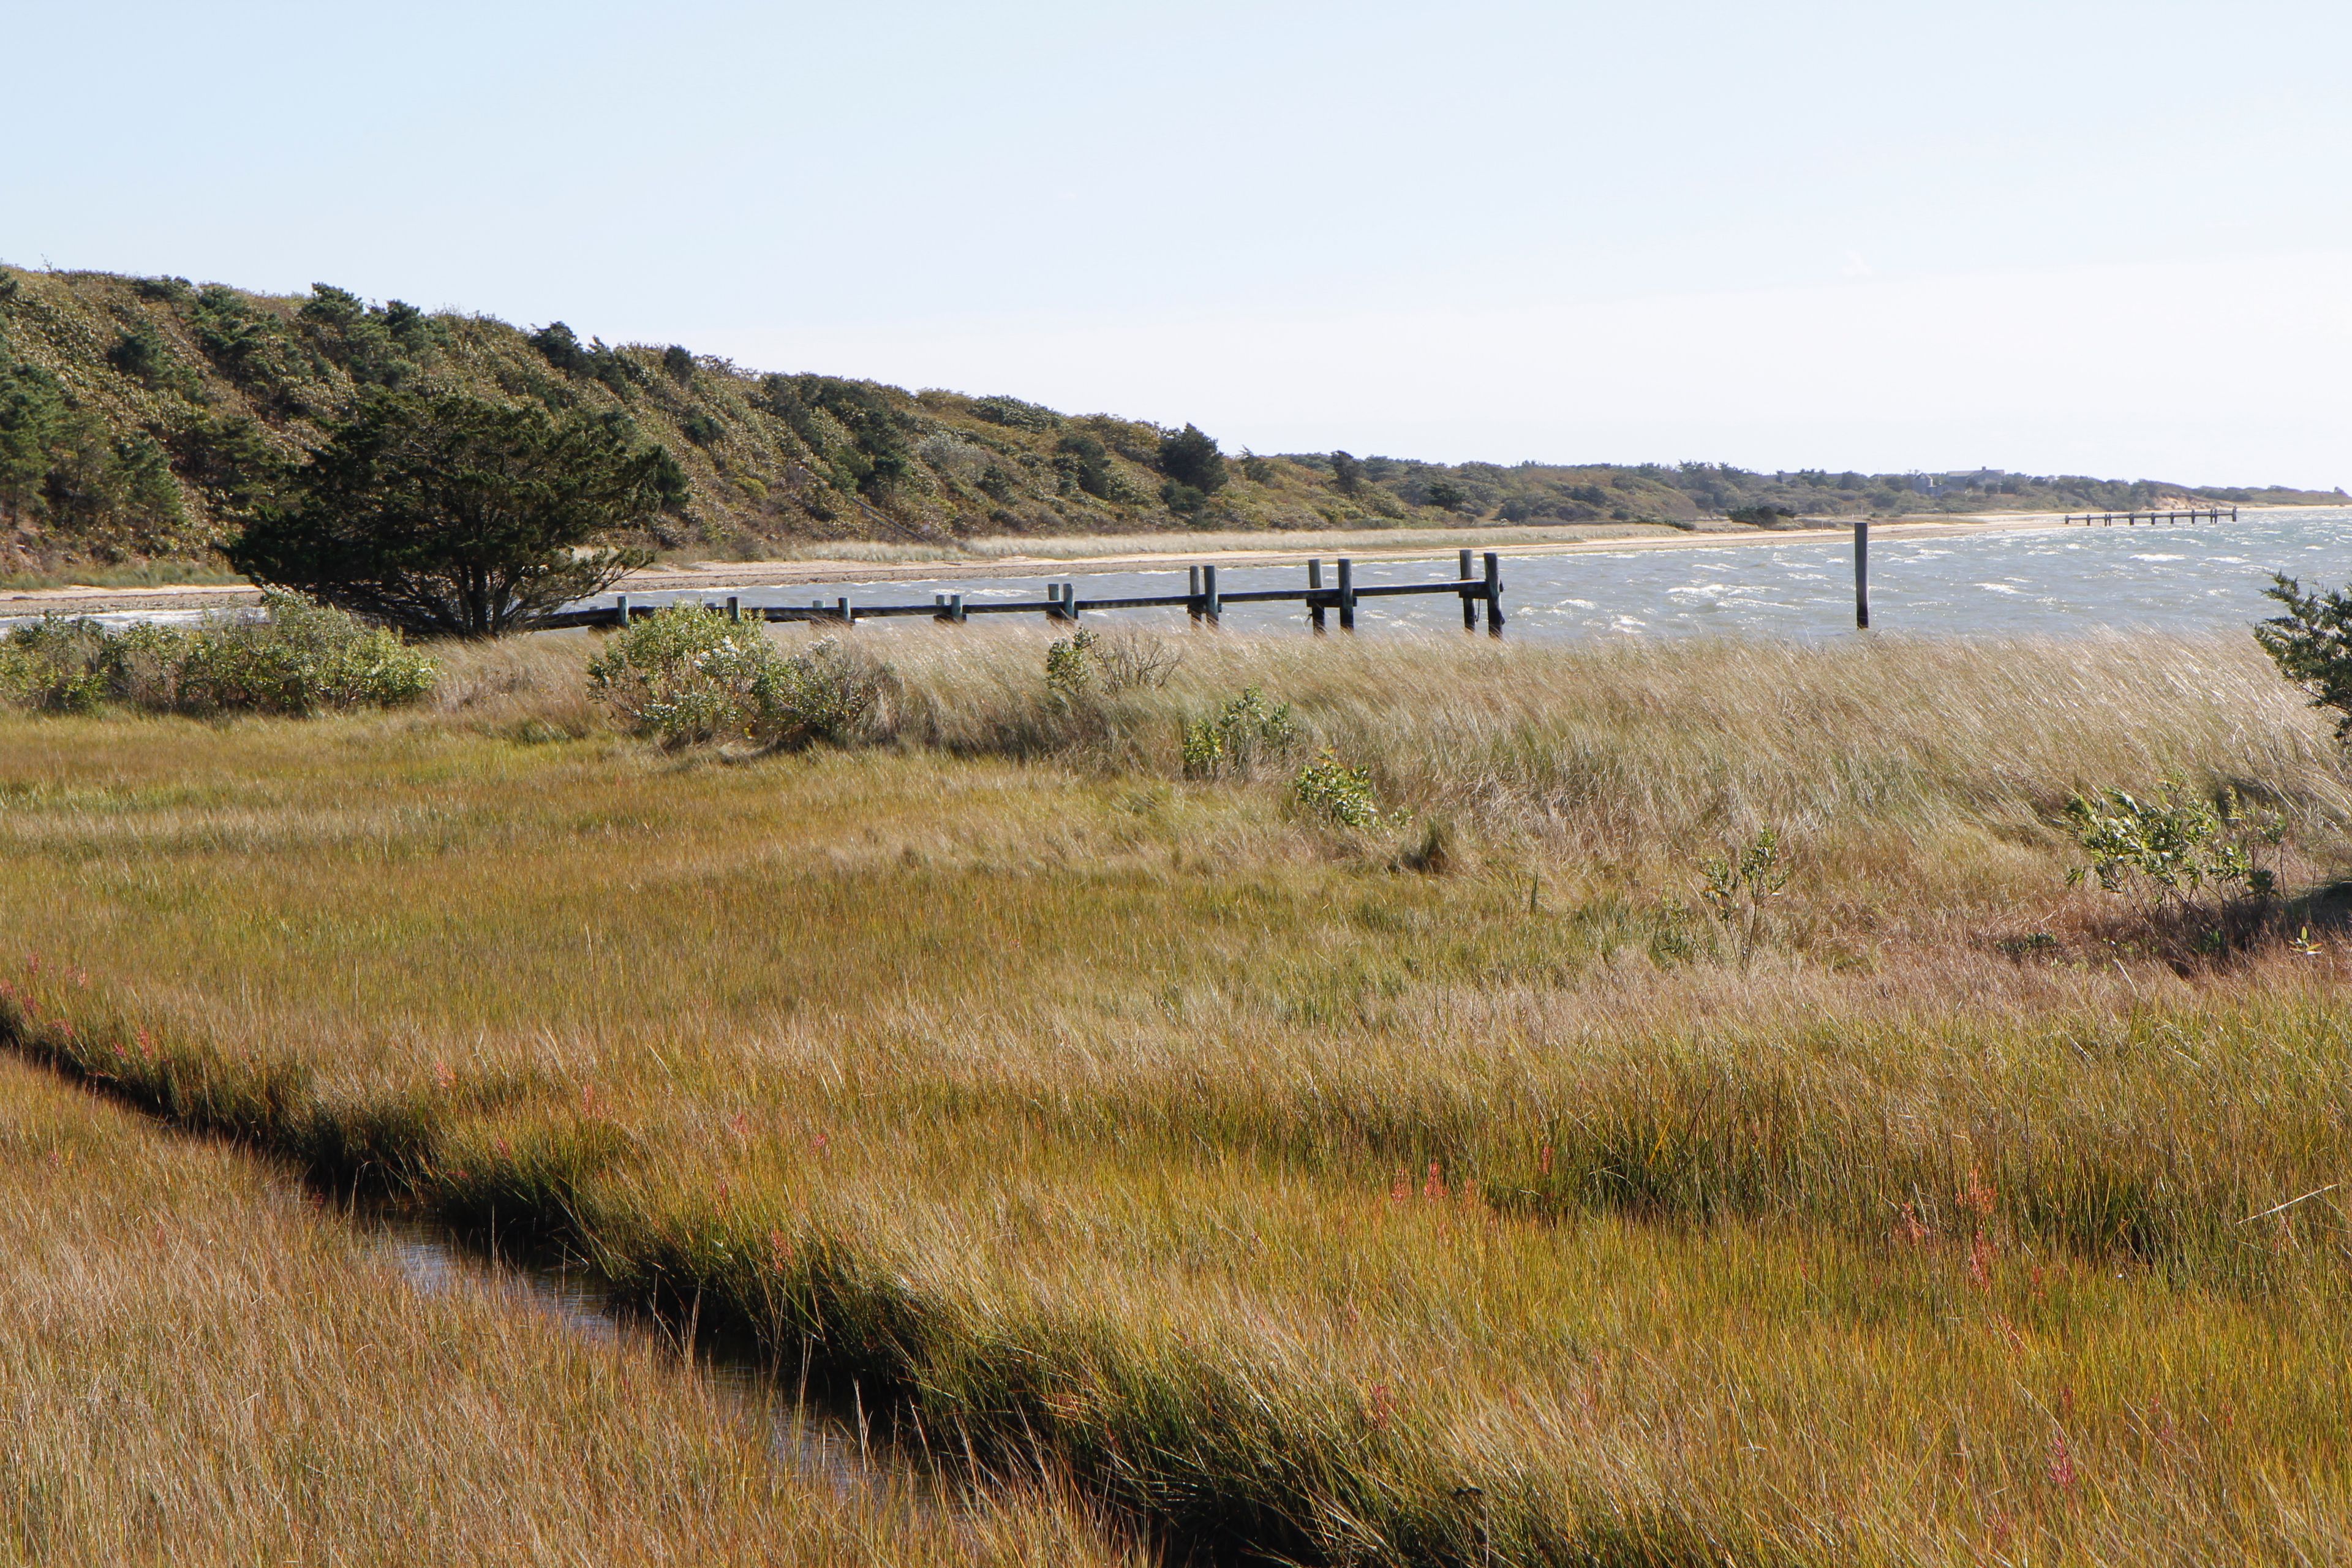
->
[7,1,2349,484]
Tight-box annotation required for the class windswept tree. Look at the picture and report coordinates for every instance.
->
[2257,573,2352,737]
[228,389,683,637]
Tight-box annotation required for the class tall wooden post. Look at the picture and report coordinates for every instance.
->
[1460,549,1477,630]
[1482,552,1504,637]
[1336,557,1355,630]
[838,597,852,624]
[1188,565,1204,624]
[1308,559,1326,633]
[1203,564,1221,624]
[1854,520,1870,629]
[613,594,630,629]
[726,595,741,623]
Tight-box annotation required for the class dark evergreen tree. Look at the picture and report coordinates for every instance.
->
[227,389,676,636]
[1156,424,1227,495]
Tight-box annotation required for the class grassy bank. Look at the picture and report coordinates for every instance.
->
[6,628,2352,1562]
[0,1053,1131,1566]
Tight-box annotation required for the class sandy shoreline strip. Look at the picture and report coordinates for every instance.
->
[0,508,2211,617]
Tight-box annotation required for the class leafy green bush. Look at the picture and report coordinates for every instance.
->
[1291,748,1379,827]
[1181,686,1296,779]
[164,594,440,714]
[0,595,437,716]
[1043,630,1094,699]
[0,617,113,712]
[587,604,886,750]
[2065,782,2280,949]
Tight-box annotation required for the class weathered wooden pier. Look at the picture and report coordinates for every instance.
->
[2063,508,2236,526]
[540,551,1509,636]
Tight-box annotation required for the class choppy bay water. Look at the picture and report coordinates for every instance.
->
[595,507,2352,643]
[14,508,2349,643]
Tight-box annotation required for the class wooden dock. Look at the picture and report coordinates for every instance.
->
[538,551,1510,636]
[2063,508,2236,526]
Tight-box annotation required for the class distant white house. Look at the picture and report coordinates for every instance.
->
[1910,469,2007,494]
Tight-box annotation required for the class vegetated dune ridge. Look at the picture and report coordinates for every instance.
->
[2,262,2340,581]
[0,1055,1136,1566]
[6,627,2352,1564]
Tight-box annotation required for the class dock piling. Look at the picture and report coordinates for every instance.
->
[1855,520,1870,629]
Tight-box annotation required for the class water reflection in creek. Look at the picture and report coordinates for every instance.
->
[356,1208,903,1501]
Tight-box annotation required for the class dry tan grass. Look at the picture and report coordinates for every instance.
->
[6,630,2352,1563]
[0,1056,1134,1566]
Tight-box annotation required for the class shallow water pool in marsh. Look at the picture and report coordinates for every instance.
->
[591,508,2352,644]
[361,1210,908,1500]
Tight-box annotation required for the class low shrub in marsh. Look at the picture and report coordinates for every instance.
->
[0,595,437,715]
[1180,685,1296,779]
[1291,748,1380,827]
[0,617,114,712]
[161,594,440,714]
[2065,780,2283,956]
[1044,627,1182,701]
[587,603,885,749]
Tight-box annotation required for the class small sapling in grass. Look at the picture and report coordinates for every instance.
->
[1698,827,1790,965]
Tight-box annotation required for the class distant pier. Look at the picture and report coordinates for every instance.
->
[2063,508,2236,526]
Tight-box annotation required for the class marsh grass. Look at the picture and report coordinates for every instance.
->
[7,630,2352,1563]
[0,1055,1134,1566]
[0,559,246,593]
